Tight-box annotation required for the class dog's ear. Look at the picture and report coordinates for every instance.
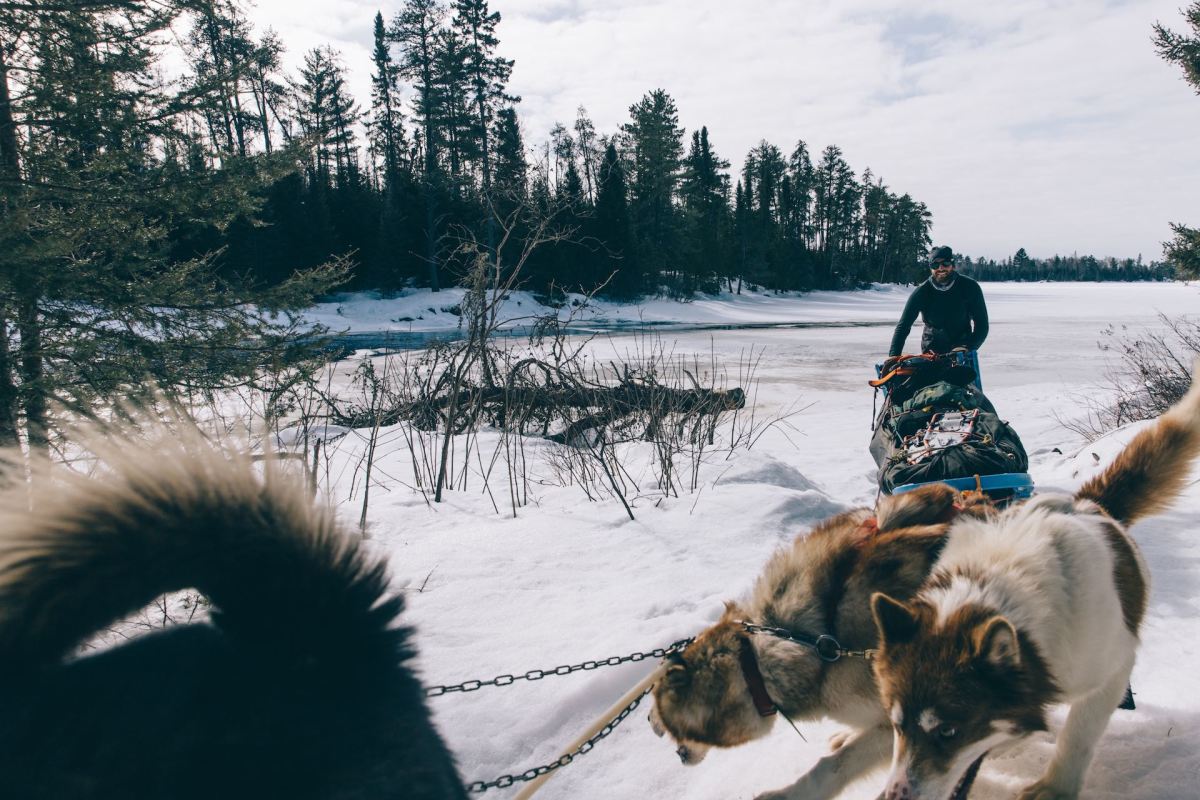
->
[719,600,745,622]
[664,652,690,688]
[972,616,1020,669]
[872,592,919,645]
[648,704,667,737]
[875,484,956,532]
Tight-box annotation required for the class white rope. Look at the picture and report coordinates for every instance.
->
[511,661,669,800]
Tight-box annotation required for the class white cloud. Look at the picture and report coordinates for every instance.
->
[247,0,1200,260]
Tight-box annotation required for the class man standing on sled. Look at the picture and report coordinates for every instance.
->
[887,245,989,359]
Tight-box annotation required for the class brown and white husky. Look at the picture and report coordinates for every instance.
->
[871,362,1200,800]
[649,483,995,800]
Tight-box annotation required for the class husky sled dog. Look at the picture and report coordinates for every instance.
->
[649,484,993,800]
[871,364,1200,800]
[0,432,465,800]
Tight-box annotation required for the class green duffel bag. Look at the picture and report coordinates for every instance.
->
[896,381,995,416]
[879,410,1028,493]
[874,381,997,443]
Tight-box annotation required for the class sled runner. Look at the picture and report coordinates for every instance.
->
[871,351,1034,503]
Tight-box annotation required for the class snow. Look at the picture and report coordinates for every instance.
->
[309,281,1200,799]
[303,284,913,335]
[306,280,1198,337]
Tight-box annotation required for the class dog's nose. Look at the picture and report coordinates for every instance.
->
[672,740,709,765]
[884,776,915,800]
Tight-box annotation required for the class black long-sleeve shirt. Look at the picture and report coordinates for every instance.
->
[888,275,989,357]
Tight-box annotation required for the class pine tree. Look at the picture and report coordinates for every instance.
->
[813,144,858,286]
[0,0,343,456]
[369,11,408,186]
[434,27,476,183]
[1164,224,1200,279]
[622,89,685,291]
[594,143,637,297]
[491,105,527,204]
[881,194,932,283]
[366,13,417,289]
[679,127,730,292]
[451,0,514,195]
[1013,247,1032,274]
[860,170,889,280]
[1154,3,1200,278]
[246,29,286,155]
[291,46,359,186]
[786,141,815,248]
[573,107,600,202]
[744,141,788,287]
[391,0,447,289]
[287,45,365,280]
[732,180,750,293]
[185,0,259,158]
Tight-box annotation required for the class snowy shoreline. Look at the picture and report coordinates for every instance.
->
[303,281,1197,338]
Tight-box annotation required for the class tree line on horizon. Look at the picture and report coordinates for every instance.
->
[960,249,1172,283]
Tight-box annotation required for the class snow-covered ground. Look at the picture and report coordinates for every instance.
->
[312,281,1200,800]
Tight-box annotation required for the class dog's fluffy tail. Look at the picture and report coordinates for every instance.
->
[1076,358,1200,526]
[0,429,406,671]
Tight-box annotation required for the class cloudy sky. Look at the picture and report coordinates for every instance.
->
[248,0,1200,261]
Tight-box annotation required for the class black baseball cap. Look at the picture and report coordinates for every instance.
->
[929,246,954,267]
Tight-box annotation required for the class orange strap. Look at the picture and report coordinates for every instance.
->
[869,367,910,388]
[869,353,934,388]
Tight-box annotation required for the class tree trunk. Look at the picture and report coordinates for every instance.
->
[421,37,440,291]
[425,177,440,291]
[231,78,248,158]
[18,294,48,460]
[248,67,274,155]
[0,48,24,448]
[0,312,18,448]
[0,44,19,183]
[476,82,498,257]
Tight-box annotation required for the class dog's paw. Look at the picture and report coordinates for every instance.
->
[1017,780,1077,800]
[828,730,853,752]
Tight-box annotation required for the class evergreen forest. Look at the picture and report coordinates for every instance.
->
[0,0,1186,451]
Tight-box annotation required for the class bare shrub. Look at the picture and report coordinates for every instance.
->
[1060,314,1199,441]
[266,195,801,520]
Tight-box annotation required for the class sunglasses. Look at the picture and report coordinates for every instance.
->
[931,262,954,269]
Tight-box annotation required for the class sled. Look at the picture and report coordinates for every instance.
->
[891,472,1035,501]
[871,351,1034,504]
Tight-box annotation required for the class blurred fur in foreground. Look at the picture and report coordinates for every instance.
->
[0,428,465,800]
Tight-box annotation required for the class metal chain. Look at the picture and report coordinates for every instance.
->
[424,636,696,698]
[446,635,696,794]
[740,621,876,662]
[465,684,652,793]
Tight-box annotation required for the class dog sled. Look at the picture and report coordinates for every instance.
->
[870,351,1034,503]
